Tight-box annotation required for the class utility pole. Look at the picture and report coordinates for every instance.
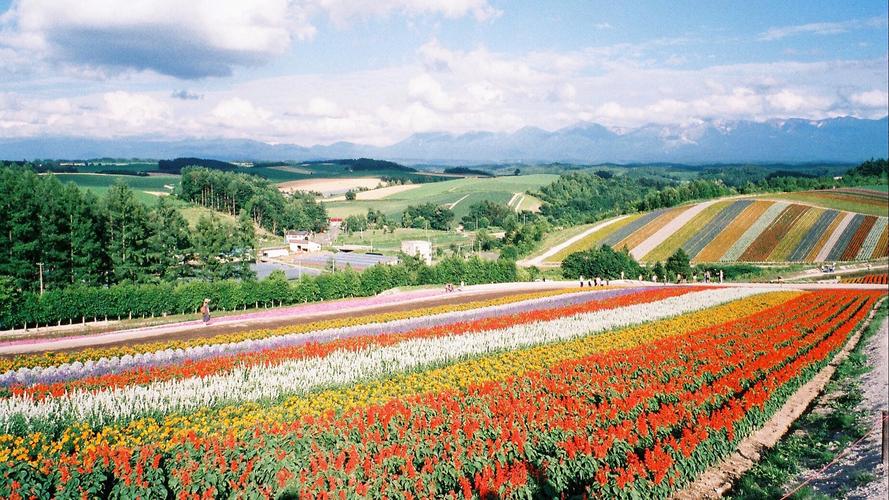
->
[37,262,44,295]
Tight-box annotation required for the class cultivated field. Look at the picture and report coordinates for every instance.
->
[754,187,889,217]
[278,177,382,196]
[324,174,558,220]
[48,173,178,204]
[541,198,888,265]
[0,283,882,497]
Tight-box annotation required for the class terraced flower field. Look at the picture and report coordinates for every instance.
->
[757,187,888,217]
[545,198,888,264]
[0,285,882,497]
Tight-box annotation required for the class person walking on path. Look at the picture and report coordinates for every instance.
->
[200,298,211,326]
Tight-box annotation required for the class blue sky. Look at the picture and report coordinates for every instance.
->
[0,0,886,145]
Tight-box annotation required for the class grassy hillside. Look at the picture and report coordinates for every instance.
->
[539,195,888,265]
[323,174,558,220]
[50,173,178,204]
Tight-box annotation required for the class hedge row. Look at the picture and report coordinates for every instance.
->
[0,257,518,330]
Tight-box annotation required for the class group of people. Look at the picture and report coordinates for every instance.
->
[444,281,465,293]
[578,275,609,287]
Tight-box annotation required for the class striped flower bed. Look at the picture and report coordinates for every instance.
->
[0,287,880,498]
[788,209,839,261]
[681,200,751,260]
[696,201,773,262]
[739,204,808,261]
[721,202,788,261]
[768,206,823,261]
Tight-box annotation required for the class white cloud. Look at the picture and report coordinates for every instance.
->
[850,90,889,108]
[0,37,885,145]
[408,73,454,111]
[211,98,272,128]
[306,97,341,117]
[759,16,887,41]
[103,91,171,127]
[0,0,498,78]
[318,0,501,25]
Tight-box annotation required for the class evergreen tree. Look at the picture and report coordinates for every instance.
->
[67,187,109,286]
[105,182,152,283]
[146,197,193,281]
[665,248,692,281]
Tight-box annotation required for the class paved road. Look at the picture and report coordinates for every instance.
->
[0,281,578,355]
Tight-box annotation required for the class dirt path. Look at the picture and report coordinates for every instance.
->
[673,299,886,499]
[792,317,888,499]
[0,282,576,355]
[520,215,632,267]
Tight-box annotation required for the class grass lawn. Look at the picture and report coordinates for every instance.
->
[334,227,473,253]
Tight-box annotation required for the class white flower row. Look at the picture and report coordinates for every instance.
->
[2,289,616,387]
[0,288,770,433]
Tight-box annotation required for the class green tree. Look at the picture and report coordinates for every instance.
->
[146,197,193,281]
[665,248,691,281]
[105,182,152,283]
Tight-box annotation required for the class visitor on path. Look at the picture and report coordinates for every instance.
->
[200,298,211,326]
[719,270,724,283]
[459,280,465,291]
[580,275,584,287]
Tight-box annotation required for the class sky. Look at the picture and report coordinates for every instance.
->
[0,0,886,146]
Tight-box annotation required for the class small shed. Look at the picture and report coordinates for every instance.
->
[401,240,432,264]
[261,247,289,258]
[290,241,322,253]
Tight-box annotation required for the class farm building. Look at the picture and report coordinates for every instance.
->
[285,230,314,244]
[290,241,322,253]
[260,247,289,258]
[401,240,432,264]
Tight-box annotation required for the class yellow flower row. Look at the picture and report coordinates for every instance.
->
[1,288,583,372]
[3,291,799,465]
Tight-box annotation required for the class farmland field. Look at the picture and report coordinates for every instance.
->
[47,173,179,204]
[0,284,882,497]
[540,197,888,265]
[324,174,558,220]
[755,188,889,216]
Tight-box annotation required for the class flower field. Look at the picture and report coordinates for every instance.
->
[840,273,889,285]
[545,197,888,264]
[0,284,883,498]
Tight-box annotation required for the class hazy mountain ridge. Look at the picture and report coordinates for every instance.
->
[1,116,885,164]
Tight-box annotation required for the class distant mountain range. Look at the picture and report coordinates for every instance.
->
[1,116,886,164]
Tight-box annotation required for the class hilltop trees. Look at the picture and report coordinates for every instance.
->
[178,167,327,235]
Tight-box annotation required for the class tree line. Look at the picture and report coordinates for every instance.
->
[178,167,328,235]
[0,167,255,294]
[0,256,518,330]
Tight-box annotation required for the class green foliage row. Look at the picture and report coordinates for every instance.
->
[0,256,518,330]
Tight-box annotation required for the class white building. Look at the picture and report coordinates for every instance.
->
[261,247,289,258]
[401,240,432,264]
[285,230,313,244]
[290,241,322,253]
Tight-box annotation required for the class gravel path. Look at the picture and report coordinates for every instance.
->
[783,317,888,499]
[838,317,888,500]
